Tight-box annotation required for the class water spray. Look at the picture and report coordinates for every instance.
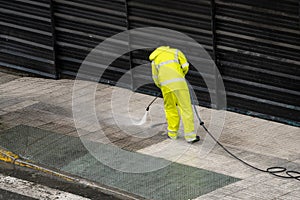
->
[132,95,159,126]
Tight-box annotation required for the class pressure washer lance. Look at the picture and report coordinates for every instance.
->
[146,93,300,181]
[146,95,159,112]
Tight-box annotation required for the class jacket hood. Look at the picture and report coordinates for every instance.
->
[149,46,170,61]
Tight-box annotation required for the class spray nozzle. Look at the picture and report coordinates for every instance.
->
[145,96,159,112]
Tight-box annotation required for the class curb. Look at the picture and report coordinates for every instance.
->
[0,147,145,200]
[0,147,76,182]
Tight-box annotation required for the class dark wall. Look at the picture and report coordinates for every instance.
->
[0,0,299,126]
[54,0,129,84]
[0,0,57,77]
[215,0,300,125]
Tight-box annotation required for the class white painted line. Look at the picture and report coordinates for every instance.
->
[0,174,90,200]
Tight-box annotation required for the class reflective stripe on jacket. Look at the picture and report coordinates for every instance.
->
[149,46,190,93]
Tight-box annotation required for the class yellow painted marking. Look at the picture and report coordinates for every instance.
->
[0,148,19,163]
[0,147,75,182]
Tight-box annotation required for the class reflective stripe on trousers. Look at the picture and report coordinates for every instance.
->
[184,131,197,142]
[163,89,195,141]
[160,78,186,86]
[167,130,178,140]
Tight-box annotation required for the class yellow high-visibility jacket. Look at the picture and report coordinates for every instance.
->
[149,46,190,93]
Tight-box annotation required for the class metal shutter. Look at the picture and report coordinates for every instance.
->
[0,0,57,78]
[127,0,214,106]
[53,0,129,85]
[215,0,300,124]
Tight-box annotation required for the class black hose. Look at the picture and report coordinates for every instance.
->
[146,96,159,111]
[190,89,300,181]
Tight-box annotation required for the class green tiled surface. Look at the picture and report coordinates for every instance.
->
[0,125,240,200]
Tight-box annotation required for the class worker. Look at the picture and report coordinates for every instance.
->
[149,45,200,143]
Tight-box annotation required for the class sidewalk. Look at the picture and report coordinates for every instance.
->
[0,68,299,200]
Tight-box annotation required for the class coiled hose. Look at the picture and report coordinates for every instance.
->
[190,89,300,181]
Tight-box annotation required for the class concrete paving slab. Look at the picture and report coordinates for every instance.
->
[26,102,73,118]
[2,100,38,112]
[0,74,21,85]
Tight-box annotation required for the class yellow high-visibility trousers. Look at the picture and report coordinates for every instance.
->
[162,89,196,142]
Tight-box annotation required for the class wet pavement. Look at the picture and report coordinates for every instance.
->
[0,67,299,200]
